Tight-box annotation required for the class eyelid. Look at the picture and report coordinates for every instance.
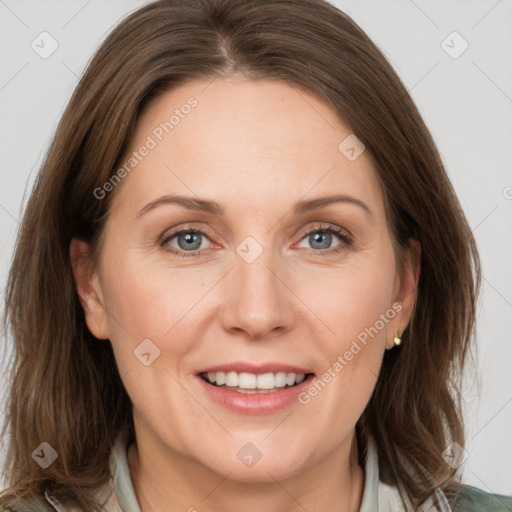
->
[159,225,216,258]
[159,221,353,257]
[294,222,352,243]
[158,223,215,246]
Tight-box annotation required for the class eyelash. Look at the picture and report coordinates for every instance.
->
[159,223,353,259]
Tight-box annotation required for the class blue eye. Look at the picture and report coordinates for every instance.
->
[311,231,332,249]
[301,227,351,253]
[160,224,353,258]
[161,229,210,256]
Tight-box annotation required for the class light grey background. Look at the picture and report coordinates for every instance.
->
[1,0,511,496]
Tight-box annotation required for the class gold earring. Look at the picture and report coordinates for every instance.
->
[393,329,402,346]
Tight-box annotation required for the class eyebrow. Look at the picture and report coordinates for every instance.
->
[136,193,372,218]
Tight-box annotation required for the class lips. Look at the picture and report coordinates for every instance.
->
[196,371,316,414]
[195,362,314,375]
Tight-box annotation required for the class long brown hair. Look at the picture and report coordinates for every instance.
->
[1,0,481,509]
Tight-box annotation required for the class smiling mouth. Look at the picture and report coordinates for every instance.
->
[199,371,315,393]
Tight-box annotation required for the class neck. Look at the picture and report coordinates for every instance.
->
[127,427,365,512]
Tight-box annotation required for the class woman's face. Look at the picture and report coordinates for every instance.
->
[73,74,418,481]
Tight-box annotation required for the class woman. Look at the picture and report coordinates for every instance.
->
[1,0,511,510]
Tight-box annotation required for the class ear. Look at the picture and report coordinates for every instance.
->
[386,238,421,350]
[69,238,110,340]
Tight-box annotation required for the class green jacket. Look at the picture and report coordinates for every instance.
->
[3,432,512,511]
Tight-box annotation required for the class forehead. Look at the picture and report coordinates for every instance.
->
[109,75,384,219]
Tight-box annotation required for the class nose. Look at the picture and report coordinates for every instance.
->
[220,243,294,340]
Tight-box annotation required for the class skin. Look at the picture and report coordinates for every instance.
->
[71,73,420,512]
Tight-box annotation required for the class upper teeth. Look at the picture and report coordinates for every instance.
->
[203,371,306,389]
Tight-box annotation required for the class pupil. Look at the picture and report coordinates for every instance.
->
[178,232,201,250]
[311,231,331,249]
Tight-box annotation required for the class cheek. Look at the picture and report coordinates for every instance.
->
[98,259,210,425]
[98,255,210,370]
[297,249,396,412]
[305,253,397,348]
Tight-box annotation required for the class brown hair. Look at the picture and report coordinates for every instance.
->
[1,0,481,510]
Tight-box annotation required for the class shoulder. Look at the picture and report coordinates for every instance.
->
[451,483,512,511]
